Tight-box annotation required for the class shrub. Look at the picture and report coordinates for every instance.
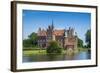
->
[46,41,62,54]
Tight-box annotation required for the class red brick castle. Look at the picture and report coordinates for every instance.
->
[37,22,78,50]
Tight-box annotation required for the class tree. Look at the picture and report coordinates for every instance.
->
[28,32,38,40]
[78,38,83,48]
[85,29,91,48]
[23,39,33,47]
[28,32,38,46]
[23,32,38,48]
[46,41,62,54]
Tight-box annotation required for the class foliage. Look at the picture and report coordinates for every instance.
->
[23,32,38,48]
[85,29,91,48]
[46,41,62,54]
[28,32,38,41]
[23,39,33,47]
[77,38,83,48]
[28,32,38,45]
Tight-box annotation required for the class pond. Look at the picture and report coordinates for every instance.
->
[23,51,91,62]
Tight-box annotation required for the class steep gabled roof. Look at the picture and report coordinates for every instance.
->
[53,30,64,36]
[37,30,47,36]
[37,29,64,36]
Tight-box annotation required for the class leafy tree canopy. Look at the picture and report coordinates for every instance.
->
[85,29,91,48]
[78,38,83,48]
[46,41,62,54]
[23,39,33,47]
[28,32,38,41]
[23,32,38,48]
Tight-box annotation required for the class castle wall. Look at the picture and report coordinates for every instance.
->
[37,25,77,49]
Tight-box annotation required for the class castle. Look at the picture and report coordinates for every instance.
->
[37,22,77,50]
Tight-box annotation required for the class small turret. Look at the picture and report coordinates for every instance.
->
[39,27,41,31]
[75,32,77,37]
[64,29,67,37]
[67,27,74,37]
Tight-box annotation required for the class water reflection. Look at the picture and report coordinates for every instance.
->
[23,51,91,62]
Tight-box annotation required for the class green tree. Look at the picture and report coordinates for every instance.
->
[28,32,38,40]
[46,41,62,54]
[23,39,33,47]
[78,38,83,48]
[85,29,91,48]
[23,32,38,48]
[28,32,38,46]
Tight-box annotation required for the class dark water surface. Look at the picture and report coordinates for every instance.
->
[23,51,91,62]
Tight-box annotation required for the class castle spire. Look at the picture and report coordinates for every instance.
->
[51,20,54,30]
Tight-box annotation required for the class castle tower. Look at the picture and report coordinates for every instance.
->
[51,20,54,30]
[38,27,41,36]
[67,27,74,37]
[47,21,54,41]
[74,32,78,50]
[64,28,67,37]
[64,27,78,50]
[64,29,68,48]
[38,27,41,32]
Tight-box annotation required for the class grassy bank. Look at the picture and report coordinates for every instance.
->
[23,47,89,56]
[23,49,47,56]
[78,47,89,52]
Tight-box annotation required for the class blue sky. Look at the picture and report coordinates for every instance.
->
[22,10,91,45]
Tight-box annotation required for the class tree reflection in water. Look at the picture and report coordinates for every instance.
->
[23,51,91,62]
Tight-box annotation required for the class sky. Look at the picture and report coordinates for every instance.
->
[22,10,91,45]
